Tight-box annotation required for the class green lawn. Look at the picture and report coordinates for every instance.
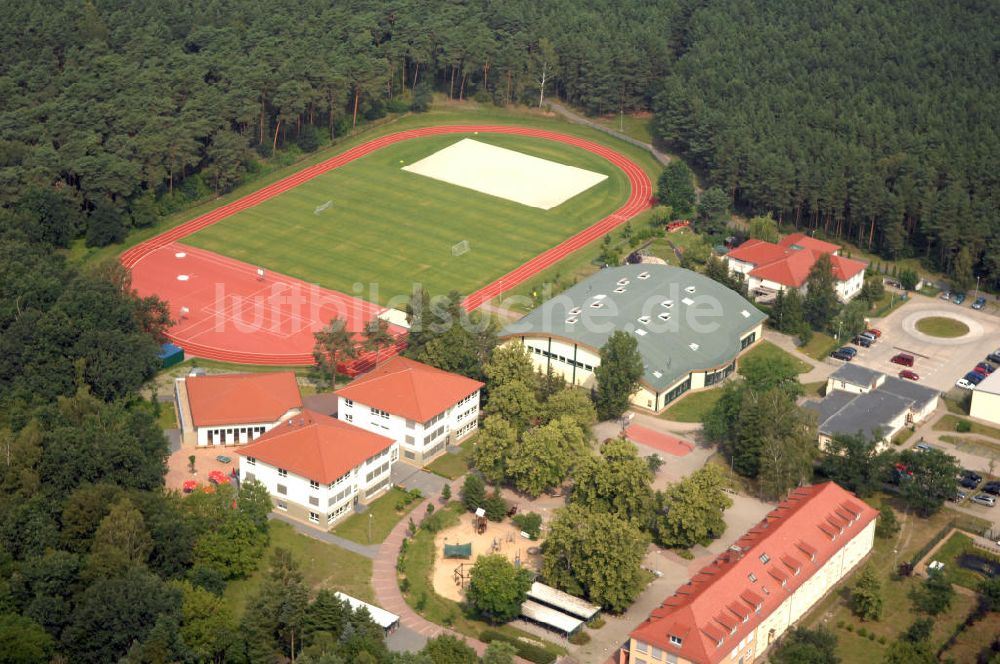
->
[424,437,476,480]
[930,531,995,590]
[332,488,421,544]
[940,435,1000,462]
[739,339,812,374]
[915,316,970,338]
[799,331,840,361]
[940,612,1000,663]
[934,414,1000,441]
[589,113,655,144]
[802,381,827,398]
[659,389,723,423]
[183,133,630,306]
[223,520,373,617]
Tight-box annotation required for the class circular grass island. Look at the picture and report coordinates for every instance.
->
[914,316,970,338]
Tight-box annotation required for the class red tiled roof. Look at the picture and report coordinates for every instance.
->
[629,483,878,664]
[748,248,817,288]
[725,239,790,266]
[236,409,393,483]
[186,372,302,427]
[335,356,483,423]
[778,233,842,255]
[728,234,867,290]
[830,254,867,281]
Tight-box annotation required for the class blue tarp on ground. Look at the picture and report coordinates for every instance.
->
[158,343,184,368]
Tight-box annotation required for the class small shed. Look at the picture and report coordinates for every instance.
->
[158,343,184,369]
[334,592,399,634]
[526,582,601,621]
[520,600,584,636]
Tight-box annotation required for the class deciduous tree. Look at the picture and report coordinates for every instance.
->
[850,564,883,621]
[542,504,648,612]
[652,464,731,548]
[466,554,532,623]
[595,331,643,421]
[572,438,654,524]
[508,416,588,497]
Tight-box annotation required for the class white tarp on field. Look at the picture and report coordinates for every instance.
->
[402,138,607,210]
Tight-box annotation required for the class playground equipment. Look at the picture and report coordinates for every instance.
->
[444,542,472,559]
[453,562,472,588]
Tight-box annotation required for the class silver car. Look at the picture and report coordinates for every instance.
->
[971,494,997,507]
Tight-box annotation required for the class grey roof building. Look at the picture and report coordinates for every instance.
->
[500,264,767,411]
[810,366,940,450]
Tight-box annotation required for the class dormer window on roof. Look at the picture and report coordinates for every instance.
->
[637,271,650,279]
[617,278,630,286]
[759,553,770,564]
[614,286,627,293]
[658,312,671,321]
[661,299,674,308]
[638,315,651,325]
[569,307,581,315]
[669,635,682,646]
[566,316,578,324]
[748,572,757,583]
[685,286,696,293]
[590,301,604,309]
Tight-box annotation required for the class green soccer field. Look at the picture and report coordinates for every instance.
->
[183,133,630,306]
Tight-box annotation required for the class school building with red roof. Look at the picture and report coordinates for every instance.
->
[619,482,878,664]
[237,409,397,527]
[335,355,484,465]
[726,233,867,303]
[175,370,303,447]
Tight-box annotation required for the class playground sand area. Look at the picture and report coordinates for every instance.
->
[432,511,542,602]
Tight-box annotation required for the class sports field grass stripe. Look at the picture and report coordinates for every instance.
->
[126,126,651,365]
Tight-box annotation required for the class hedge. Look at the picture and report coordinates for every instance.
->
[480,630,557,664]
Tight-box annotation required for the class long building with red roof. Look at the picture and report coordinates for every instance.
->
[619,482,878,664]
[335,356,483,465]
[237,409,397,527]
[726,233,867,303]
[175,370,303,447]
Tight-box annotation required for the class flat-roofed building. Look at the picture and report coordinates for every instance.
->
[620,483,878,664]
[500,265,767,413]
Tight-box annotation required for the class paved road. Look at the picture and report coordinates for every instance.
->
[268,512,378,559]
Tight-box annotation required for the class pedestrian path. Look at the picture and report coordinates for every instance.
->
[373,496,533,662]
[268,512,378,559]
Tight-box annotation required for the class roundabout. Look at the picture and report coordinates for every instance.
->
[902,309,984,345]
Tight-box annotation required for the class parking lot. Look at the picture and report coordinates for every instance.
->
[834,293,1000,392]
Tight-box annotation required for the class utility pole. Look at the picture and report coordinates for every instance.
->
[368,513,373,544]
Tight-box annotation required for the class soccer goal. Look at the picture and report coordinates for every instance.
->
[314,200,333,215]
[451,239,471,257]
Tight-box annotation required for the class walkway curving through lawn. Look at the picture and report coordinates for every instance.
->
[268,512,378,559]
[372,495,532,662]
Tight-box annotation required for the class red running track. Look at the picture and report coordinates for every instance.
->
[124,125,653,365]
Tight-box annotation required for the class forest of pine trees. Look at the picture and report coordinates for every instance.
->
[0,0,995,285]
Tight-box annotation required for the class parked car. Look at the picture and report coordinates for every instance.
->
[960,476,980,489]
[940,290,952,301]
[974,366,990,377]
[952,491,967,503]
[215,454,232,464]
[831,349,854,361]
[956,378,976,390]
[982,481,1000,496]
[965,371,985,385]
[915,442,933,452]
[841,346,858,358]
[973,296,987,310]
[891,353,915,367]
[975,362,996,374]
[953,293,966,305]
[866,328,883,338]
[899,369,920,381]
[852,335,873,348]
[963,470,983,484]
[971,494,997,507]
[989,349,1000,364]
[860,332,878,344]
